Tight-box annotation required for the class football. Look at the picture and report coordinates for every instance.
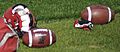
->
[81,5,115,24]
[22,28,56,48]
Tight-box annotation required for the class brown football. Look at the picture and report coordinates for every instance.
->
[81,5,115,24]
[22,28,56,48]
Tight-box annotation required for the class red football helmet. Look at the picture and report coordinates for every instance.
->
[74,19,93,30]
[3,4,37,32]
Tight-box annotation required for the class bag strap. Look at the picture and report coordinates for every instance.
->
[6,23,20,49]
[4,18,18,36]
[3,18,20,49]
[0,33,16,47]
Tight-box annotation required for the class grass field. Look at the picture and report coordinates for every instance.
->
[0,0,120,52]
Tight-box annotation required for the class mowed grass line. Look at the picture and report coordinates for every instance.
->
[18,13,120,52]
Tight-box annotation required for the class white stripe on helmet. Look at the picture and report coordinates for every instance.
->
[12,5,24,14]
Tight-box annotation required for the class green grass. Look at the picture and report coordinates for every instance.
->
[0,0,120,52]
